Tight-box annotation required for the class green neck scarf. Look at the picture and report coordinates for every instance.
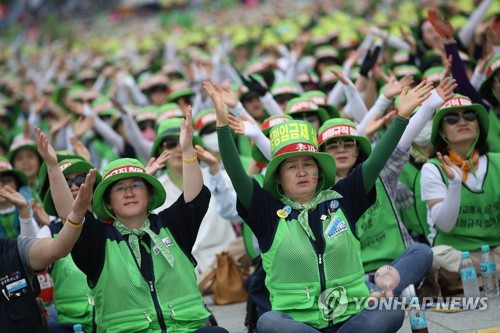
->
[113,219,174,268]
[280,189,343,241]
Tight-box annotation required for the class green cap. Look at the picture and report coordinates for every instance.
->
[0,157,27,186]
[479,55,500,100]
[303,90,341,119]
[285,97,330,124]
[166,80,195,102]
[7,139,41,165]
[135,106,158,124]
[270,81,301,97]
[318,118,372,161]
[43,159,102,216]
[263,120,335,199]
[156,103,184,125]
[93,158,166,220]
[431,94,489,145]
[151,118,182,158]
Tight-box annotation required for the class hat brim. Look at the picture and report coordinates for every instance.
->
[38,154,86,199]
[93,172,166,220]
[167,89,195,102]
[7,144,41,164]
[150,130,181,158]
[320,105,341,119]
[289,107,331,125]
[431,104,489,145]
[263,151,336,199]
[43,162,102,216]
[0,169,27,187]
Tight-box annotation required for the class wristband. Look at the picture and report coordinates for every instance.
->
[182,153,198,163]
[66,217,85,228]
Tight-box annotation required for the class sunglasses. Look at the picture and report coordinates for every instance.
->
[293,112,319,123]
[161,138,180,150]
[139,121,155,131]
[325,138,357,150]
[66,175,87,188]
[442,110,477,125]
[274,95,294,105]
[0,175,15,184]
[148,85,166,94]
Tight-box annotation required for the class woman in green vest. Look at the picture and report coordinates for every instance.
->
[209,80,433,333]
[44,109,228,333]
[421,94,500,295]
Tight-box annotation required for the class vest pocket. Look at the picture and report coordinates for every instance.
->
[6,296,30,321]
[100,310,158,333]
[271,285,317,311]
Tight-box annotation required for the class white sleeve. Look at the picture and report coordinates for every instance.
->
[36,225,52,239]
[470,67,486,91]
[356,94,393,135]
[121,112,153,161]
[93,116,125,153]
[421,163,449,201]
[19,216,37,237]
[457,0,494,48]
[342,80,368,123]
[244,121,272,161]
[208,169,243,223]
[260,92,284,116]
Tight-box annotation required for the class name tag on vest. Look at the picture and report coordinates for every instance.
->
[325,216,347,239]
[153,237,174,255]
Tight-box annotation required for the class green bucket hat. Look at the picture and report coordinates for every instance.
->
[43,159,102,216]
[151,118,182,158]
[166,80,195,102]
[314,45,340,62]
[7,139,41,165]
[193,109,217,134]
[270,81,301,98]
[431,94,489,145]
[135,106,158,124]
[38,151,86,199]
[422,66,444,85]
[93,158,166,220]
[318,118,372,160]
[393,65,421,81]
[263,120,336,199]
[156,103,184,125]
[479,55,500,99]
[251,115,292,164]
[285,97,330,124]
[0,157,27,187]
[319,65,343,90]
[302,90,341,118]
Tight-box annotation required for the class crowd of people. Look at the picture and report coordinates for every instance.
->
[0,0,499,332]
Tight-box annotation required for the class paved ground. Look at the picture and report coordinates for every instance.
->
[205,295,500,333]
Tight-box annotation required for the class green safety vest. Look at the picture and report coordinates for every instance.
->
[356,178,407,273]
[92,225,209,332]
[0,210,18,238]
[50,232,93,331]
[398,163,429,237]
[487,110,500,153]
[429,153,500,251]
[262,207,369,328]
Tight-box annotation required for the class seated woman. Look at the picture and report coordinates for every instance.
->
[42,109,228,332]
[208,80,433,333]
[421,94,500,296]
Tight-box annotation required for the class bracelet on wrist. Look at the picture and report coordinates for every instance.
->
[66,217,85,228]
[182,152,198,163]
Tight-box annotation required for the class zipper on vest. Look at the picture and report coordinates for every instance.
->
[305,287,310,299]
[144,311,152,323]
[148,279,167,332]
[86,293,94,306]
[169,304,176,317]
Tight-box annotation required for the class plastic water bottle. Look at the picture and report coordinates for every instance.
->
[73,324,84,333]
[408,297,429,333]
[460,251,481,298]
[480,245,499,297]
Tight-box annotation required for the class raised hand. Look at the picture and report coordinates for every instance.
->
[383,75,414,99]
[437,152,462,181]
[35,127,58,167]
[70,136,91,162]
[194,145,219,174]
[330,69,350,85]
[436,77,457,102]
[238,74,267,97]
[0,186,29,216]
[179,105,195,155]
[228,115,246,135]
[215,83,239,108]
[49,114,72,141]
[31,199,50,227]
[203,81,229,126]
[397,81,433,119]
[73,116,95,140]
[145,150,171,175]
[427,9,454,39]
[364,110,397,140]
[71,169,97,219]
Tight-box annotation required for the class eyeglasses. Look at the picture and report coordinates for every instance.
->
[0,175,15,184]
[325,139,357,150]
[161,138,180,150]
[66,175,86,188]
[442,110,477,125]
[110,181,146,194]
[293,112,319,123]
[138,121,155,131]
